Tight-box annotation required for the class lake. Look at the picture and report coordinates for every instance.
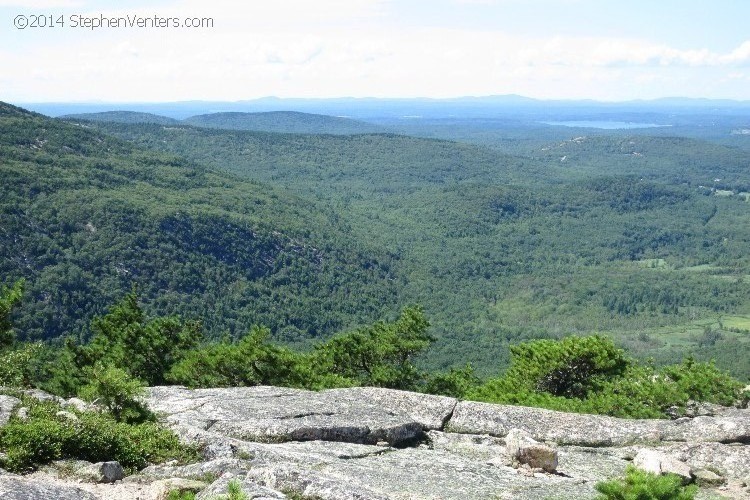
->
[541,120,669,129]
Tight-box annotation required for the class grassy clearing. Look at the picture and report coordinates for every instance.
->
[720,315,750,331]
[680,263,721,273]
[634,258,670,270]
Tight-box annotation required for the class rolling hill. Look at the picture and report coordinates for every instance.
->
[59,110,179,125]
[0,102,401,344]
[182,111,384,135]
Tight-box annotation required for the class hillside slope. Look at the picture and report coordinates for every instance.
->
[59,111,179,125]
[182,111,384,135]
[0,102,400,343]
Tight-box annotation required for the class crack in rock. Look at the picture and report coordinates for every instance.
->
[279,411,337,420]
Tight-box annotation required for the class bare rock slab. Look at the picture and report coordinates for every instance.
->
[655,442,750,481]
[448,401,750,446]
[240,445,596,500]
[140,386,748,499]
[244,465,391,500]
[196,472,287,499]
[0,475,97,500]
[147,386,456,447]
[324,386,457,429]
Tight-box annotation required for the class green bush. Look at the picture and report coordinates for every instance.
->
[78,363,153,423]
[227,480,249,500]
[661,356,742,406]
[0,279,37,388]
[169,306,433,392]
[27,340,88,398]
[467,335,745,418]
[0,397,197,473]
[167,325,307,388]
[468,335,632,413]
[0,279,24,349]
[166,490,196,500]
[0,342,42,388]
[576,364,686,418]
[509,335,630,398]
[422,364,480,398]
[70,290,203,387]
[595,465,697,500]
[311,306,432,390]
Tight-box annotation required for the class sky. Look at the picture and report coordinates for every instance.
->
[2,0,750,102]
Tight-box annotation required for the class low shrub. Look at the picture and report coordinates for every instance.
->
[0,397,197,473]
[0,342,42,388]
[166,491,197,500]
[595,465,697,500]
[467,336,745,418]
[227,479,249,500]
[78,363,153,424]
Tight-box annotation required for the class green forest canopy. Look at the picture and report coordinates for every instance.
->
[2,101,750,380]
[71,114,750,380]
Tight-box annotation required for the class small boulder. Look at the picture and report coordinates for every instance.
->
[79,461,125,483]
[64,397,89,412]
[633,449,692,484]
[55,410,78,421]
[692,469,726,487]
[15,407,28,421]
[22,389,63,403]
[505,428,558,473]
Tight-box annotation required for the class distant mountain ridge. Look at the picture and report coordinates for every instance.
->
[61,110,384,135]
[23,94,750,121]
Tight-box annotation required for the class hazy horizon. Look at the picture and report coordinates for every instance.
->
[13,94,750,105]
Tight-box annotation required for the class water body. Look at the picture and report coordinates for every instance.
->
[541,120,669,129]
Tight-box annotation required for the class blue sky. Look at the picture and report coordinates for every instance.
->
[2,0,750,102]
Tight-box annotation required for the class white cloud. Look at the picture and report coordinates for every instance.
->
[720,41,750,65]
[2,0,750,102]
[501,36,750,68]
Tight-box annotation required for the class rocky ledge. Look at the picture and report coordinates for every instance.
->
[2,386,749,499]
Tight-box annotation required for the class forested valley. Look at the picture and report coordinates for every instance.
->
[3,99,750,482]
[3,102,750,380]
[60,109,750,380]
